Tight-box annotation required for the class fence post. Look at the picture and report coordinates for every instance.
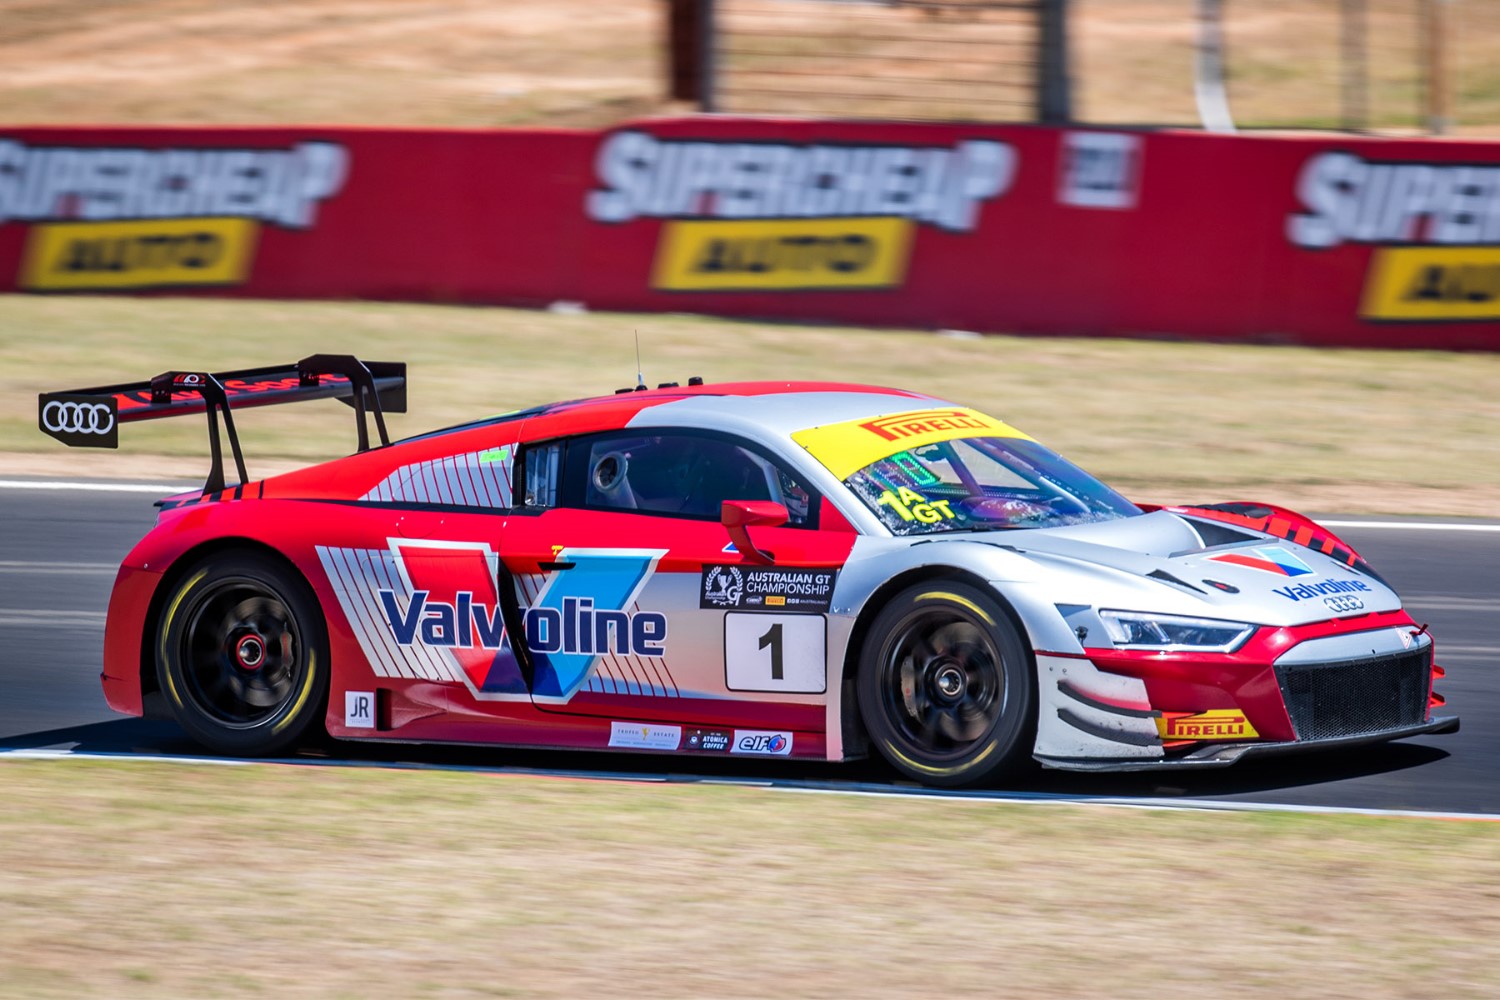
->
[1423,0,1452,134]
[698,0,717,113]
[1194,0,1236,132]
[1341,0,1368,131]
[1037,0,1072,124]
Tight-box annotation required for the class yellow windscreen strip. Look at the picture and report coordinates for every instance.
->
[792,406,1030,480]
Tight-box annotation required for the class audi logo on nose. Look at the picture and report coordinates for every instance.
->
[37,394,118,448]
[1323,594,1366,614]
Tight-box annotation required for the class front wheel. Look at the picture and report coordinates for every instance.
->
[156,551,329,756]
[857,582,1035,788]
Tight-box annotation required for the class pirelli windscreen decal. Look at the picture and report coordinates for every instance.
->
[792,406,1029,481]
[0,139,347,292]
[1287,151,1500,322]
[585,130,1016,292]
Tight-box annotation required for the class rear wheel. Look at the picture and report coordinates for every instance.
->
[857,582,1035,788]
[156,551,328,756]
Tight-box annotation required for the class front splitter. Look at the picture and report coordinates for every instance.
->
[1035,714,1460,772]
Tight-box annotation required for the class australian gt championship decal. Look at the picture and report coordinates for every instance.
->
[700,565,836,612]
[317,541,678,703]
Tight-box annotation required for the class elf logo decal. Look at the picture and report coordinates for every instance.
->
[1207,546,1313,577]
[733,730,793,756]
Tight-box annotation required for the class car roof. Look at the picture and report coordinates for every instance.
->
[405,380,940,446]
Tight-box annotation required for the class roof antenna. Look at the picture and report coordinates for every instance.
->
[634,330,646,391]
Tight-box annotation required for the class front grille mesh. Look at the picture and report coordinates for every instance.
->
[1275,648,1431,742]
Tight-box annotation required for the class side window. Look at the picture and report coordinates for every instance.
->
[567,432,815,526]
[523,442,563,508]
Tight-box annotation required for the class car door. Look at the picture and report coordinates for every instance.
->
[498,428,858,733]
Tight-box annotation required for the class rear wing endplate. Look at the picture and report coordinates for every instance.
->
[38,354,406,494]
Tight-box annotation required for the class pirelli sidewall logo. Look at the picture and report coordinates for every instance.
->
[1287,150,1500,321]
[586,130,1017,292]
[0,139,348,291]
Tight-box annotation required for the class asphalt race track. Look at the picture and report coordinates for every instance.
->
[2,479,1496,815]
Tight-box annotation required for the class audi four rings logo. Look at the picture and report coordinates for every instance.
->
[1323,594,1366,613]
[42,400,114,435]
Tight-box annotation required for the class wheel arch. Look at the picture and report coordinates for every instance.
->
[838,565,1035,753]
[137,536,326,706]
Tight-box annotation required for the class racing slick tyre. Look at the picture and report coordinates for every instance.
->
[857,582,1036,788]
[156,551,329,757]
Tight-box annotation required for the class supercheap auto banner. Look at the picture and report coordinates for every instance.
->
[2,120,1498,349]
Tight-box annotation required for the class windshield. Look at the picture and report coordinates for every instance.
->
[844,435,1140,534]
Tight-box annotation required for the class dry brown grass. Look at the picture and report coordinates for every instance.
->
[3,0,1500,131]
[4,295,1500,515]
[2,759,1498,999]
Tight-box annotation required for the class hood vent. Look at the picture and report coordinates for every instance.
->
[1147,569,1206,594]
[1180,516,1261,550]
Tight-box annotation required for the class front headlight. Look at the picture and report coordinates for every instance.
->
[1098,610,1256,652]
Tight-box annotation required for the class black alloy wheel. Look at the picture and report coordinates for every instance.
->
[157,551,329,756]
[857,581,1035,787]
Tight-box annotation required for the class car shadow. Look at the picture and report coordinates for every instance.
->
[0,719,1451,805]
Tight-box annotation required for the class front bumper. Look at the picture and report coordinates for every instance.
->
[1036,714,1460,772]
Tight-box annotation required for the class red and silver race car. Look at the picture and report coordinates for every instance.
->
[39,356,1456,787]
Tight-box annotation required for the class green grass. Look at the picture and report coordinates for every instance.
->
[1,759,1497,998]
[3,295,1500,515]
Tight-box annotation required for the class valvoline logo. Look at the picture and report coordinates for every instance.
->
[377,545,669,703]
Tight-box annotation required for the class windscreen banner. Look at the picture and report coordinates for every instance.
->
[1,120,1497,349]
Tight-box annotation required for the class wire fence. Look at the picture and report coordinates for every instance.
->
[712,0,1044,121]
[699,0,1500,134]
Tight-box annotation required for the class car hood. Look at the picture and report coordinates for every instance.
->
[924,510,1400,628]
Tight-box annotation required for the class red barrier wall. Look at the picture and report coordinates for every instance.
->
[3,119,1498,349]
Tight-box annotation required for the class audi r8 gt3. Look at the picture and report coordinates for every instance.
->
[38,356,1457,787]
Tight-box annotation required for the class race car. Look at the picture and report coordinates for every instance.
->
[39,355,1457,787]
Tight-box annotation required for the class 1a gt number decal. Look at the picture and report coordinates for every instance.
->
[724,612,825,693]
[875,486,956,524]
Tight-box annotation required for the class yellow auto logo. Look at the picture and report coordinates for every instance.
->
[19,216,258,291]
[651,216,914,291]
[1360,246,1500,320]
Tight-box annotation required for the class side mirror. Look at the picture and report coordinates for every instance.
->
[720,500,786,565]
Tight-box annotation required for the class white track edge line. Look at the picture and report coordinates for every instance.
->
[0,479,193,494]
[1,748,1494,822]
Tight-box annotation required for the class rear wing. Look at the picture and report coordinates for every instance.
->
[38,354,406,494]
